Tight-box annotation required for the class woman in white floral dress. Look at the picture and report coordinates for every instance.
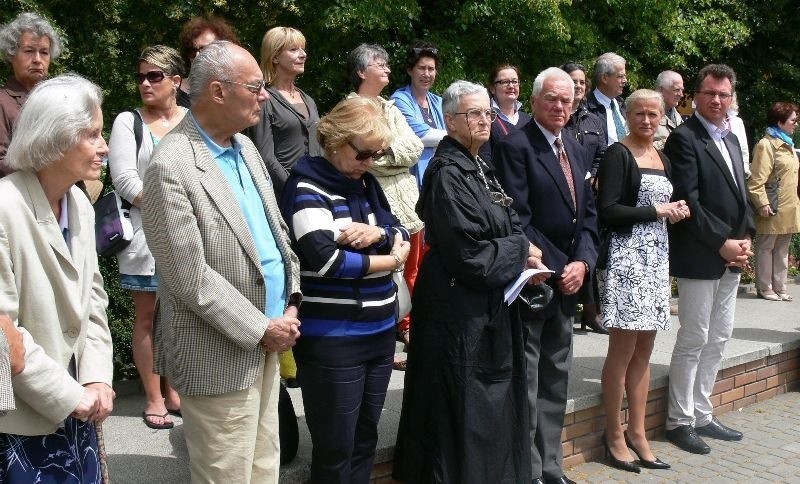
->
[596,89,691,473]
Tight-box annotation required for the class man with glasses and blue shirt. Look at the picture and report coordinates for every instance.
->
[141,40,301,483]
[663,64,754,455]
[586,52,628,147]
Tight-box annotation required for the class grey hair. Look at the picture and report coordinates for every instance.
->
[625,89,664,117]
[6,73,102,172]
[347,43,388,91]
[531,67,574,100]
[0,12,62,64]
[655,70,681,89]
[442,80,488,115]
[189,40,236,104]
[592,52,626,85]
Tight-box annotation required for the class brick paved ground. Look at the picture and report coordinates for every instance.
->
[566,391,800,483]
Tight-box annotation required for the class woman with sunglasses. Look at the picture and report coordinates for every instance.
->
[247,26,321,197]
[391,41,446,189]
[393,81,549,484]
[345,43,423,370]
[279,96,410,483]
[108,45,187,430]
[478,64,531,163]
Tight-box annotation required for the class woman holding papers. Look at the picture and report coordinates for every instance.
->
[393,80,549,484]
[596,89,690,473]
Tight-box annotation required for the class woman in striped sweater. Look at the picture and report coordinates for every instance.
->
[279,96,410,484]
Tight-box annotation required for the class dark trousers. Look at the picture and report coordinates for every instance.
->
[523,305,573,480]
[298,353,393,484]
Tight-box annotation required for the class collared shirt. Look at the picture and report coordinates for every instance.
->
[491,98,522,125]
[190,113,286,318]
[593,89,626,145]
[695,112,737,187]
[534,119,560,158]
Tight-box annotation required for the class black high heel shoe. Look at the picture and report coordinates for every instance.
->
[580,317,609,335]
[624,431,671,469]
[601,432,640,473]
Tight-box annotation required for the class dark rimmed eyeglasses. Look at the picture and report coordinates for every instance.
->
[493,79,520,87]
[221,79,267,95]
[455,109,497,123]
[134,70,166,84]
[348,140,389,161]
[696,90,732,100]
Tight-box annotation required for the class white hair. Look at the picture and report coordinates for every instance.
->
[5,74,102,172]
[0,12,62,63]
[655,70,681,89]
[593,52,626,85]
[442,80,488,115]
[189,40,236,104]
[531,67,574,100]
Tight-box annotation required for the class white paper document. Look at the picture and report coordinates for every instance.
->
[504,268,555,305]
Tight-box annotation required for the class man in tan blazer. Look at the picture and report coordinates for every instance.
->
[142,41,301,483]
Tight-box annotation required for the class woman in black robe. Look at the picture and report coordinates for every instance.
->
[393,80,549,483]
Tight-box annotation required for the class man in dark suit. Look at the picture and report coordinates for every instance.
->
[495,67,598,484]
[586,52,628,147]
[663,64,754,455]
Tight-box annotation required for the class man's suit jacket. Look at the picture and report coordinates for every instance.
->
[494,121,598,318]
[0,171,112,435]
[142,116,301,397]
[665,115,755,280]
[586,89,626,146]
[653,108,683,151]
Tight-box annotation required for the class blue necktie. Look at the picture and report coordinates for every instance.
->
[611,101,627,140]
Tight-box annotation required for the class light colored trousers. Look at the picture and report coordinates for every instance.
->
[181,352,280,484]
[667,271,740,429]
[755,233,793,293]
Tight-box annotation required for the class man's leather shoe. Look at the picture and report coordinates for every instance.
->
[695,417,743,441]
[665,425,711,454]
[544,476,576,484]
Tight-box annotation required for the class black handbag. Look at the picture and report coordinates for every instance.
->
[516,282,554,320]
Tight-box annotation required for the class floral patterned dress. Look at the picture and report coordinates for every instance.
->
[598,168,672,330]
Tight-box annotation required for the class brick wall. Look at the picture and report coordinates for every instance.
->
[561,348,800,469]
[365,348,800,482]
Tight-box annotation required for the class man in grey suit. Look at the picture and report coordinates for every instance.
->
[142,41,301,483]
[0,314,24,414]
[653,70,685,150]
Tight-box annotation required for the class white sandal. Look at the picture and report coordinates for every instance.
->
[776,292,793,301]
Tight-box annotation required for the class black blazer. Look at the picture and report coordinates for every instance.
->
[586,89,625,146]
[664,115,755,279]
[494,120,598,318]
[478,110,532,164]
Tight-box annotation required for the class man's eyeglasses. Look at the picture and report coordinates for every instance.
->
[455,109,497,123]
[696,90,732,100]
[493,79,520,87]
[368,62,390,70]
[135,70,166,84]
[348,140,389,161]
[221,79,267,95]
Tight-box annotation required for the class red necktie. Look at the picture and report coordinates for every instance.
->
[554,137,576,208]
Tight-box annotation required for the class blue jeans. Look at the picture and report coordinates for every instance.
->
[298,353,393,484]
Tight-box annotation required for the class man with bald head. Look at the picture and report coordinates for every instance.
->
[142,41,301,483]
[653,70,685,150]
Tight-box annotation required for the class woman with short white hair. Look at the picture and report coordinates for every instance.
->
[0,74,114,482]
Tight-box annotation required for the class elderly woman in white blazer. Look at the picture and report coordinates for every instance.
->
[0,74,114,482]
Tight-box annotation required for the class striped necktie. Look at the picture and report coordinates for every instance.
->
[611,101,627,140]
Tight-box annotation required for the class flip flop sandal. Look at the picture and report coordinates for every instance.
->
[142,412,174,429]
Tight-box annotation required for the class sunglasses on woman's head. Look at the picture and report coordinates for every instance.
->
[347,140,388,161]
[134,70,166,84]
